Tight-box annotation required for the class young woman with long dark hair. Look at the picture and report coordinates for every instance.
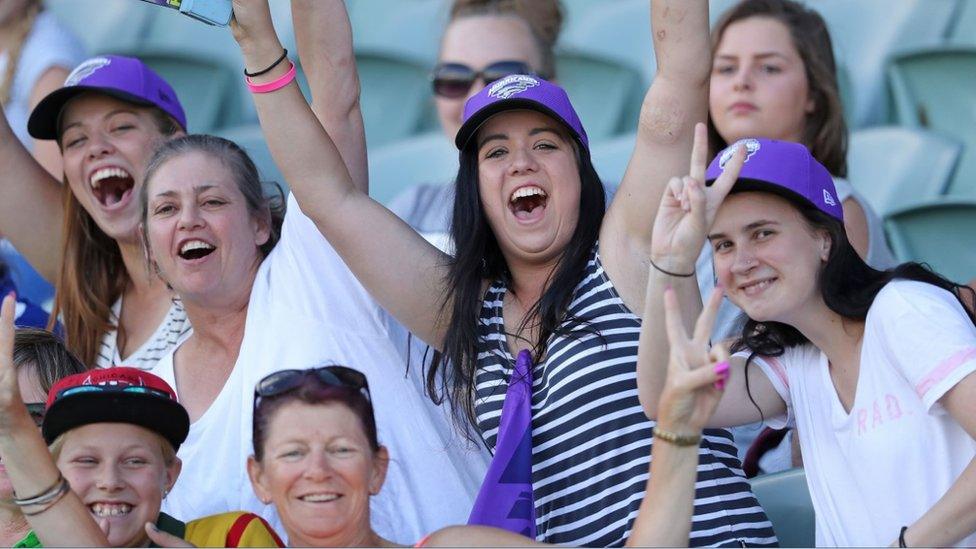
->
[638,129,976,546]
[233,0,775,544]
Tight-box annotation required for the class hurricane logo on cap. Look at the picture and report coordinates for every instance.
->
[822,189,837,206]
[65,57,112,87]
[488,75,540,100]
[719,138,761,169]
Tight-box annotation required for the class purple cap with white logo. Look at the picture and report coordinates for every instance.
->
[28,55,187,140]
[455,74,588,151]
[705,138,844,221]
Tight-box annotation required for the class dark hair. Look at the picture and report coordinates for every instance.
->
[140,134,285,261]
[447,0,564,79]
[251,375,380,462]
[731,193,976,381]
[50,103,182,368]
[427,136,606,430]
[709,0,848,177]
[13,328,88,396]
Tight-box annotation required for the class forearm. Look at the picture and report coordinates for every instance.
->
[291,0,368,192]
[0,414,106,546]
[627,437,701,547]
[0,109,65,281]
[637,265,703,417]
[900,457,976,547]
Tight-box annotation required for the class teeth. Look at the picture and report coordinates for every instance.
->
[180,240,216,254]
[90,502,132,517]
[509,186,547,203]
[90,167,132,189]
[300,493,340,503]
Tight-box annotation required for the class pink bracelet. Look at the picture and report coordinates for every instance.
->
[246,61,296,94]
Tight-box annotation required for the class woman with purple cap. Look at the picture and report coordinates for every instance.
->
[234,0,774,545]
[638,128,976,547]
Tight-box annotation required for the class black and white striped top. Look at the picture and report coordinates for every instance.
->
[474,247,777,547]
[95,298,192,370]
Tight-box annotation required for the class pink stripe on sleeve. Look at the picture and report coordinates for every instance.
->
[915,347,976,398]
[764,356,790,391]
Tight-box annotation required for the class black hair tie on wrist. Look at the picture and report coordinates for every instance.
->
[244,48,288,78]
[649,257,695,278]
[899,526,908,548]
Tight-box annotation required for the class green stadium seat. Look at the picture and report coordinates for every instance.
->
[555,53,643,140]
[590,132,636,186]
[887,47,976,197]
[847,127,962,217]
[884,197,976,283]
[748,468,815,548]
[45,0,150,56]
[558,0,654,84]
[948,0,976,46]
[215,124,288,197]
[806,0,956,127]
[367,132,457,205]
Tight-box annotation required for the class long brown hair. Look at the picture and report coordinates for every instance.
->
[708,0,848,177]
[447,0,564,79]
[0,0,41,106]
[47,109,181,367]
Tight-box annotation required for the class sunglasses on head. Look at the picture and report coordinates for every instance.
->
[25,403,45,428]
[254,366,371,404]
[55,384,174,402]
[431,60,543,99]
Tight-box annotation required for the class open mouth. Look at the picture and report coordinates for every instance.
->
[298,493,341,503]
[178,239,217,261]
[508,186,548,221]
[90,167,135,208]
[89,502,133,517]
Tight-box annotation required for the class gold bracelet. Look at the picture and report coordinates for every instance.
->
[653,427,701,446]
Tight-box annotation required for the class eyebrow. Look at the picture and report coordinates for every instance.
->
[708,219,780,240]
[61,109,139,132]
[715,52,791,62]
[477,126,564,150]
[152,184,219,200]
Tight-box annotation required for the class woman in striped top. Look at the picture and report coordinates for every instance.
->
[244,0,775,545]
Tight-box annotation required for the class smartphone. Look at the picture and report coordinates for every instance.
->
[137,0,233,27]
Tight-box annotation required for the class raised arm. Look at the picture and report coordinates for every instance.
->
[0,296,107,546]
[0,109,65,282]
[599,0,711,312]
[230,0,452,346]
[290,0,367,193]
[635,126,785,428]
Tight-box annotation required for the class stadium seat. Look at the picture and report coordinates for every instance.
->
[558,0,654,84]
[887,47,976,197]
[555,53,644,140]
[215,124,288,198]
[45,0,150,56]
[806,0,956,127]
[884,197,976,283]
[847,127,962,217]
[748,468,816,549]
[367,132,458,206]
[947,0,976,46]
[590,132,636,187]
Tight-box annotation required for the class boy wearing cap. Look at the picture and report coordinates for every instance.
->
[0,295,281,547]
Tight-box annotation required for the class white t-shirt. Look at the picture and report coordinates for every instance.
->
[157,194,489,544]
[743,280,976,547]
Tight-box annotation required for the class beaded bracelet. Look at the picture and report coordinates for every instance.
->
[653,427,701,446]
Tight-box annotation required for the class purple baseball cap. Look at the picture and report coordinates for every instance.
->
[28,55,187,140]
[705,138,844,221]
[455,74,588,151]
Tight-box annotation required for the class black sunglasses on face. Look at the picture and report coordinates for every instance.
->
[431,60,541,98]
[25,403,46,428]
[254,366,371,404]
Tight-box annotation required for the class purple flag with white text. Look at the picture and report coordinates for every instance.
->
[467,349,536,539]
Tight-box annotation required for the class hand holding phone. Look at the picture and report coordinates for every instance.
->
[137,0,232,27]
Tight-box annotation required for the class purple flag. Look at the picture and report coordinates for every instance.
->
[467,349,537,539]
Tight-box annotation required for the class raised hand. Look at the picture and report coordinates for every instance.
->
[0,293,28,434]
[654,286,730,434]
[649,123,746,272]
[229,0,278,49]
